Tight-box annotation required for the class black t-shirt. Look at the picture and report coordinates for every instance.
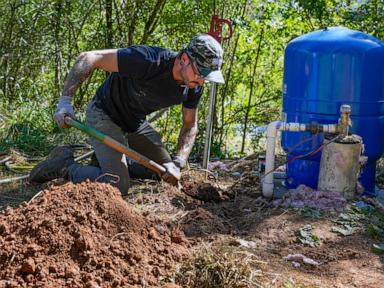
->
[94,45,203,133]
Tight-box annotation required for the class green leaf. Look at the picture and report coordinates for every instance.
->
[298,224,321,247]
[301,208,322,219]
[331,225,356,236]
[372,243,384,254]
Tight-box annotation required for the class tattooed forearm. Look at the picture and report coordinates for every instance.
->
[62,52,93,97]
[176,125,198,160]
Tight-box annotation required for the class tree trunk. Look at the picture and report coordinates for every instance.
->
[141,0,167,44]
[54,0,63,94]
[105,0,113,48]
[218,1,249,147]
[240,27,264,154]
[126,0,138,46]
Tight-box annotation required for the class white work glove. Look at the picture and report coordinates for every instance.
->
[173,155,187,169]
[53,96,75,128]
[162,162,181,186]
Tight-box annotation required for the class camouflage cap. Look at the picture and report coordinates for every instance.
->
[184,34,224,84]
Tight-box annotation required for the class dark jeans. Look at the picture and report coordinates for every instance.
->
[67,97,171,194]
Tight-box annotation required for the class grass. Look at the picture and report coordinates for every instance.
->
[0,101,88,156]
[172,244,267,288]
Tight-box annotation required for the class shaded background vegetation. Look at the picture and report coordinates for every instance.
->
[1,0,383,158]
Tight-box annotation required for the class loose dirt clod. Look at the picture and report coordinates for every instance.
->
[0,181,190,287]
[182,177,225,202]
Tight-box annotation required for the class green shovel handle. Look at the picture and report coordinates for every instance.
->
[64,116,167,176]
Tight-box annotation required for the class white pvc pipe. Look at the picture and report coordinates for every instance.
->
[262,121,282,198]
[262,121,337,198]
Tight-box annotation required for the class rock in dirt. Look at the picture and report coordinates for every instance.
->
[161,284,182,288]
[228,238,257,249]
[284,253,320,266]
[170,228,186,244]
[0,181,190,287]
[20,257,36,274]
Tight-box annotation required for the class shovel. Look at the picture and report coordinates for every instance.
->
[64,116,179,185]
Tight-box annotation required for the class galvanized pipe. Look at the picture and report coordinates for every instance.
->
[202,83,217,170]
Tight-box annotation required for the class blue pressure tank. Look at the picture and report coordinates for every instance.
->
[281,27,384,193]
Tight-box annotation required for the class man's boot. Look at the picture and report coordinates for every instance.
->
[29,145,75,183]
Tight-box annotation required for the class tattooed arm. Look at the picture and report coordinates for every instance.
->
[54,49,119,127]
[62,49,119,97]
[174,107,198,168]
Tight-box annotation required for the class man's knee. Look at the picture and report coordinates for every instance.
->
[128,122,172,164]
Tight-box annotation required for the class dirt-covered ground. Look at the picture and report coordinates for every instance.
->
[0,153,383,287]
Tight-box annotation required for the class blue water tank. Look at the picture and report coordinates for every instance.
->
[281,27,384,193]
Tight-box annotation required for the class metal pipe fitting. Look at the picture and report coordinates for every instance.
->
[338,104,352,136]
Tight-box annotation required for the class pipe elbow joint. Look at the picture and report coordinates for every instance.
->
[266,121,282,137]
[262,181,274,198]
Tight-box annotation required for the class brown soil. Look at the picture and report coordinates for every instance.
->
[0,181,189,287]
[0,157,383,287]
[182,180,223,203]
[125,168,384,287]
[244,211,384,287]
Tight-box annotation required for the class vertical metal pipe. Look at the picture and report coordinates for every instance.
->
[202,82,217,169]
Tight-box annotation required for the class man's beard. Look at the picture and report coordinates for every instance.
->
[177,80,200,87]
[177,65,200,87]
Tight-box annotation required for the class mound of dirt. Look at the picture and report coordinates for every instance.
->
[0,181,189,287]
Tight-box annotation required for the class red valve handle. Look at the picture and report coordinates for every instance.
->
[207,15,233,44]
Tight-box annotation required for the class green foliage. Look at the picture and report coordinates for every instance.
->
[372,243,384,254]
[331,210,365,236]
[301,207,322,219]
[367,223,384,240]
[332,204,384,241]
[297,224,321,247]
[355,205,384,241]
[0,100,55,154]
[1,0,383,158]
